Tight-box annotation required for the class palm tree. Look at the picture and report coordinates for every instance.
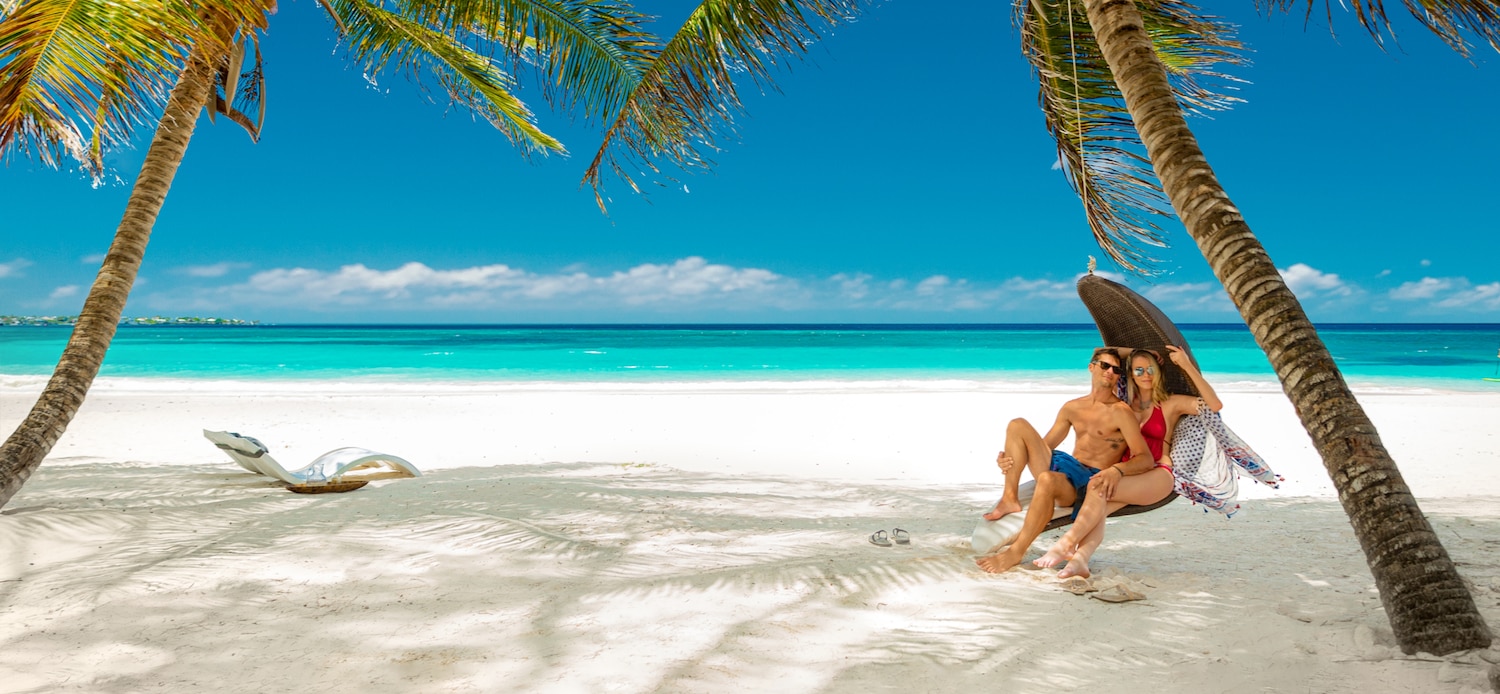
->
[1015,0,1494,654]
[0,0,864,508]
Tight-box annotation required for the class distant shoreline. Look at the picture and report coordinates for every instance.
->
[1,315,256,327]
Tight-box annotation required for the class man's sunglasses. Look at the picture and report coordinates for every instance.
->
[1133,366,1157,377]
[1091,360,1124,375]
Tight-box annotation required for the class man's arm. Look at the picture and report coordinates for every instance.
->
[1114,408,1154,475]
[1042,404,1073,450]
[1091,406,1155,500]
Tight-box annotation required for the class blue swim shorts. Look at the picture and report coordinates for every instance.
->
[1049,450,1101,520]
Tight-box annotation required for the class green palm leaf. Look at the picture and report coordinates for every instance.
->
[331,0,564,156]
[0,0,196,171]
[1260,0,1500,55]
[397,0,658,122]
[0,0,273,173]
[1021,0,1246,273]
[581,0,864,207]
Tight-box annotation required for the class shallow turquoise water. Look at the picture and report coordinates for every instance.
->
[2,324,1498,391]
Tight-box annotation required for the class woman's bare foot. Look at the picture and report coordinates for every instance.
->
[976,545,1026,574]
[1058,555,1091,579]
[982,498,1022,521]
[1033,540,1075,569]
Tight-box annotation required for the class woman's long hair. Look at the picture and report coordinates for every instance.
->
[1127,349,1170,408]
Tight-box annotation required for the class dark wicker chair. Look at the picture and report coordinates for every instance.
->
[1038,273,1191,530]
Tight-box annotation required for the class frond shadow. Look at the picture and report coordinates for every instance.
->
[1,461,1495,692]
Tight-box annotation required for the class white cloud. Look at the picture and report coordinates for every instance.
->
[1279,263,1352,297]
[49,285,80,299]
[229,257,788,310]
[1421,259,1432,267]
[915,275,950,296]
[155,256,1112,318]
[180,262,248,278]
[1389,276,1500,311]
[1435,281,1500,310]
[156,256,1449,320]
[602,257,783,304]
[81,253,105,265]
[1376,269,1391,278]
[1390,277,1453,301]
[1001,277,1075,301]
[829,273,871,300]
[1142,282,1235,314]
[0,258,32,278]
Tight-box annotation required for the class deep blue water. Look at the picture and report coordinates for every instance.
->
[2,324,1498,391]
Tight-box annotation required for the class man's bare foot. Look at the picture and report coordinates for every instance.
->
[976,546,1026,574]
[1058,555,1091,579]
[983,498,1022,521]
[1033,541,1074,569]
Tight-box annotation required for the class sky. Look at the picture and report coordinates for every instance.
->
[2,1,1499,324]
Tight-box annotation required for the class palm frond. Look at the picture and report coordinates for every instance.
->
[0,0,196,171]
[205,30,267,141]
[0,0,275,174]
[1259,0,1500,56]
[331,0,563,156]
[397,0,659,122]
[581,0,864,208]
[1019,0,1247,274]
[207,37,266,139]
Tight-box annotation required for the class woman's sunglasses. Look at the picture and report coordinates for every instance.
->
[1133,366,1157,377]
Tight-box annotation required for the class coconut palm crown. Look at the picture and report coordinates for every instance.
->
[1016,0,1498,655]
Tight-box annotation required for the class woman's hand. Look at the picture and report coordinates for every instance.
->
[1165,344,1192,369]
[1167,344,1223,412]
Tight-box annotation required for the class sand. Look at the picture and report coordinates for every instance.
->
[1,377,1498,693]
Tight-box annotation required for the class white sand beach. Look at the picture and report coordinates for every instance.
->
[2,378,1498,693]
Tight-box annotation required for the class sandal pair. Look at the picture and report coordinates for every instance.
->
[869,528,910,547]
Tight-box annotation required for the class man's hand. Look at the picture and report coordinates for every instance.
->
[1090,466,1124,500]
[997,451,1015,473]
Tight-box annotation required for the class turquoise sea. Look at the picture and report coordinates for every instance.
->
[2,324,1499,392]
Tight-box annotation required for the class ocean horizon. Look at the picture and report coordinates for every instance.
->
[4,323,1499,393]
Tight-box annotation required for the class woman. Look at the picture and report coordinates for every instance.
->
[1033,345,1222,579]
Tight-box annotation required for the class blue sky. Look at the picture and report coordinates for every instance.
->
[2,1,1498,323]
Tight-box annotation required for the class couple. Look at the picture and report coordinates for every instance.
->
[976,345,1221,577]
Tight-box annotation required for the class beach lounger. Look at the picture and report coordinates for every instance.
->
[203,430,421,486]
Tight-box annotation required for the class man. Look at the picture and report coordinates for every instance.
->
[976,348,1154,574]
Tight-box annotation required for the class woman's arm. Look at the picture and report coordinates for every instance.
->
[1167,344,1222,412]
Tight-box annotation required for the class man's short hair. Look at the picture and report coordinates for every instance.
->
[1091,347,1119,364]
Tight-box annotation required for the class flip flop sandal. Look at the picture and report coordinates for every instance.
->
[869,530,892,547]
[892,528,911,545]
[1089,584,1146,603]
[1060,576,1096,595]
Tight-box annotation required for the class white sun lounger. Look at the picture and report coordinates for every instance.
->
[203,430,421,486]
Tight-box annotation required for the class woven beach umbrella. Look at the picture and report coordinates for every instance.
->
[1077,273,1199,397]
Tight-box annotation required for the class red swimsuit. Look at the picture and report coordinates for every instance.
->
[1140,405,1167,463]
[1121,405,1170,467]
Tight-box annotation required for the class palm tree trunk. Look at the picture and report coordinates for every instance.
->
[1081,0,1490,654]
[0,49,217,509]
